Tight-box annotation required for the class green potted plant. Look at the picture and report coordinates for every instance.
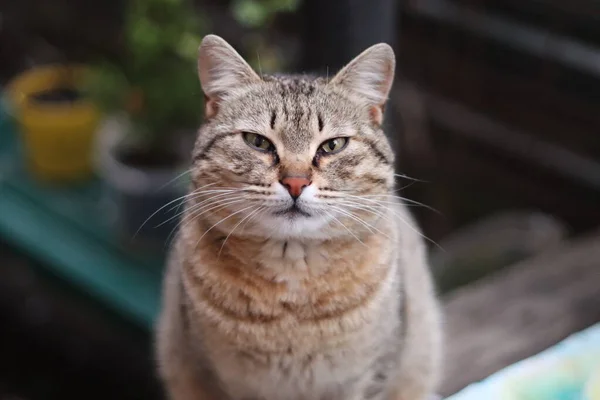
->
[86,0,205,250]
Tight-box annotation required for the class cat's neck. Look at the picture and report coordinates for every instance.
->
[180,222,395,323]
[182,218,394,284]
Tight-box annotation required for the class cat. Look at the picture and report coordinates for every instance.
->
[155,34,442,400]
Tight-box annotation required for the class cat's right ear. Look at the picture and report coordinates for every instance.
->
[330,43,395,126]
[198,35,261,119]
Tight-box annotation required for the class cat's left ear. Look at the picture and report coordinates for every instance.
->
[330,43,395,125]
[198,34,261,118]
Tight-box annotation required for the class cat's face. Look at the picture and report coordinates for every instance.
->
[190,35,396,240]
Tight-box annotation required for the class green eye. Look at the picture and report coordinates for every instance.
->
[320,137,348,154]
[243,132,274,152]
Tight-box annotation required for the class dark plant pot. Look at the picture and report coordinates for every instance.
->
[97,118,189,253]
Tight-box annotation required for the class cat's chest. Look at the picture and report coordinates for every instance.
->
[211,324,391,400]
[183,237,399,398]
[198,282,400,400]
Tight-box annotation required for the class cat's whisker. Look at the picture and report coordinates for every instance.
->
[180,189,246,207]
[396,181,417,191]
[186,187,245,198]
[165,198,251,245]
[334,198,388,211]
[165,186,250,217]
[321,209,366,247]
[344,193,440,214]
[161,190,242,247]
[383,205,444,252]
[161,192,242,227]
[329,205,378,235]
[317,184,408,198]
[196,205,257,248]
[134,182,219,238]
[393,173,427,183]
[256,51,263,77]
[160,195,249,229]
[167,186,237,211]
[155,168,192,193]
[330,204,391,239]
[218,206,264,258]
[338,201,401,232]
[165,196,243,246]
[336,198,443,250]
[335,201,388,219]
[240,206,267,234]
[374,196,439,214]
[178,196,250,224]
[166,189,242,213]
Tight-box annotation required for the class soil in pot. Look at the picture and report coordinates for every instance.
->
[29,87,83,104]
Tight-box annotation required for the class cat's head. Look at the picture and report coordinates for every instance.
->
[190,34,396,240]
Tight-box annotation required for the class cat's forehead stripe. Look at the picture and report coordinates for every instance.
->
[267,75,321,153]
[266,74,322,93]
[280,99,314,153]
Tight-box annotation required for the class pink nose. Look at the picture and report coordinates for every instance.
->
[280,176,311,199]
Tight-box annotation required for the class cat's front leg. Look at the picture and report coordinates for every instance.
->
[387,384,437,400]
[161,367,217,400]
[157,326,222,400]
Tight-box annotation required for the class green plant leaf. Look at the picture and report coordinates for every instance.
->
[232,0,269,27]
[176,32,203,61]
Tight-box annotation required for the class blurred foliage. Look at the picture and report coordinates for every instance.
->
[231,0,301,75]
[85,0,206,156]
[231,0,299,28]
[85,0,301,158]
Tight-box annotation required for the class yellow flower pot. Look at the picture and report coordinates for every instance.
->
[6,65,100,183]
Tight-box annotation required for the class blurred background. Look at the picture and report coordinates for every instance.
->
[0,0,599,398]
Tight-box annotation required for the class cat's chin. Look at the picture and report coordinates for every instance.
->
[272,205,312,219]
[253,212,335,240]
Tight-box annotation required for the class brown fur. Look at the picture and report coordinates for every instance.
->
[155,35,442,400]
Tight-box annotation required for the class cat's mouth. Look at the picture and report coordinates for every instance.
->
[273,203,312,218]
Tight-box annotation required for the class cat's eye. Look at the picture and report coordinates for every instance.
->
[242,132,274,152]
[319,137,349,154]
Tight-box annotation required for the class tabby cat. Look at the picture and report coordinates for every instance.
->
[155,34,442,400]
